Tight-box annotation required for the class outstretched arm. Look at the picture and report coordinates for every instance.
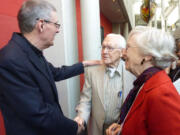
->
[48,60,102,81]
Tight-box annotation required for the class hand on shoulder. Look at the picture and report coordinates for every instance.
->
[82,60,103,67]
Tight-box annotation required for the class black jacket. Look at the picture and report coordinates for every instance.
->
[0,33,84,135]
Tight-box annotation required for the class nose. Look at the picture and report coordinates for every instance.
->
[56,28,60,33]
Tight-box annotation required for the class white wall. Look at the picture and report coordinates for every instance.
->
[44,0,80,119]
[61,0,80,119]
[80,0,101,60]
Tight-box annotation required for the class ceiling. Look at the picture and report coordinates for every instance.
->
[99,0,179,28]
[99,0,129,23]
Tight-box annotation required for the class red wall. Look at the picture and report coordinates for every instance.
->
[0,1,25,134]
[76,0,84,91]
[100,13,112,37]
[0,0,25,49]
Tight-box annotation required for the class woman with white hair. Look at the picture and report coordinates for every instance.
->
[106,26,180,135]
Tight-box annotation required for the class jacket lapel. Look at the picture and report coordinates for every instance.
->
[13,33,59,102]
[28,52,59,103]
[97,65,106,109]
[124,71,170,123]
[124,86,145,122]
[44,61,59,101]
[27,52,52,83]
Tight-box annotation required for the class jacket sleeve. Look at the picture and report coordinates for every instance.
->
[75,67,92,123]
[48,62,84,81]
[0,59,78,135]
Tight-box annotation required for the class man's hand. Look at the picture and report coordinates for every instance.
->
[82,60,103,67]
[74,116,85,135]
[74,116,84,127]
[77,124,85,135]
[106,123,121,135]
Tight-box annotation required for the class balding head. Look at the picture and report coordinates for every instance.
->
[101,33,126,67]
[104,33,126,49]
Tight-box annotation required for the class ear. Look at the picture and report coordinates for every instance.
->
[36,19,44,33]
[141,55,153,65]
[40,24,43,32]
[144,55,153,62]
[39,23,44,33]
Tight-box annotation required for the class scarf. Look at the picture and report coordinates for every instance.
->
[119,67,161,124]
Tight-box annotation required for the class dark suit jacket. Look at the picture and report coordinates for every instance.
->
[122,71,180,135]
[0,33,84,135]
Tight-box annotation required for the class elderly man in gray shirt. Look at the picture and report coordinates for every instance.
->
[74,34,136,135]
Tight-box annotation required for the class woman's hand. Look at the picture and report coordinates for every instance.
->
[106,123,121,135]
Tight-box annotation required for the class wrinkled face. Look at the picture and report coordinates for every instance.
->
[123,35,144,76]
[101,36,121,66]
[40,11,60,49]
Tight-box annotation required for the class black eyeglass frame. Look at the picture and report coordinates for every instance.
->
[36,18,61,29]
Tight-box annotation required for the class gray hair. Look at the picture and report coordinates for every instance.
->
[17,0,56,34]
[106,33,126,49]
[128,26,178,69]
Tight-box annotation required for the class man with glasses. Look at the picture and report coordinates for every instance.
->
[75,34,135,135]
[0,0,100,135]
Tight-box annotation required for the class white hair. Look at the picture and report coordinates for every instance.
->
[106,33,126,49]
[128,26,178,69]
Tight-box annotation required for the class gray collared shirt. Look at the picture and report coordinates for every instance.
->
[104,62,123,124]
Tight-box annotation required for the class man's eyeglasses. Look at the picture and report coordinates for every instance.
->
[36,18,61,29]
[101,46,121,52]
[44,20,60,29]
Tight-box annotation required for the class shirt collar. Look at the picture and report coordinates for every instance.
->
[21,34,43,57]
[105,59,123,76]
